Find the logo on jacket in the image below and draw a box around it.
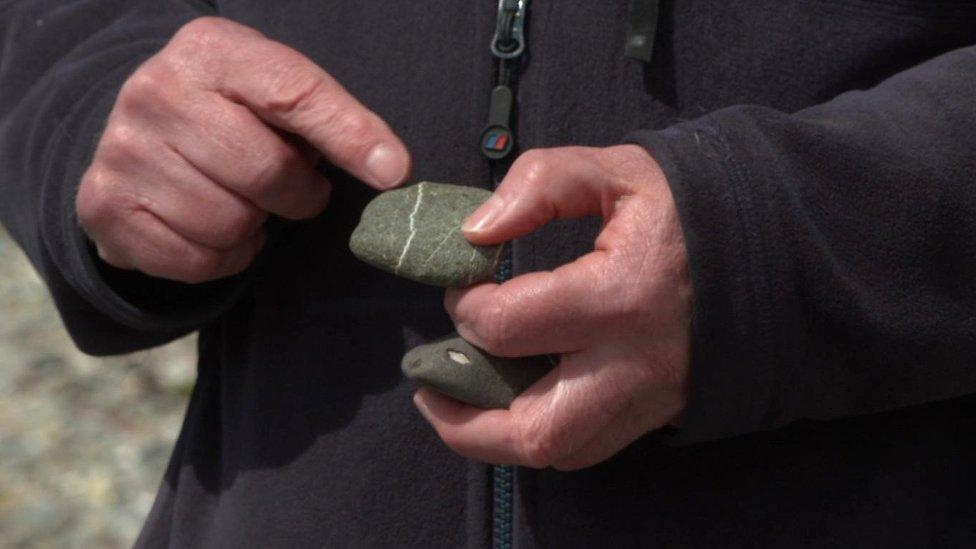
[480,126,514,160]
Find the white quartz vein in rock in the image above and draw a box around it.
[419,230,455,270]
[394,183,425,274]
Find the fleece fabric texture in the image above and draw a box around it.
[2,1,976,547]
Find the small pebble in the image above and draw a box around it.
[402,334,554,409]
[349,182,505,287]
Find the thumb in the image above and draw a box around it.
[461,147,621,245]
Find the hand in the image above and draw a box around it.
[414,145,692,470]
[76,17,410,283]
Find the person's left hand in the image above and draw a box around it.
[412,144,693,471]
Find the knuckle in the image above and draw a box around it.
[321,106,378,158]
[514,416,560,469]
[120,65,188,117]
[246,144,293,193]
[517,149,555,187]
[325,108,373,141]
[93,133,152,176]
[97,123,142,166]
[76,169,123,229]
[174,17,231,47]
[168,17,253,77]
[260,65,325,116]
[117,70,161,112]
[472,300,516,354]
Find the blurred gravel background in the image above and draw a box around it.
[0,227,196,548]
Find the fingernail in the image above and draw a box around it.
[365,142,409,189]
[463,195,506,233]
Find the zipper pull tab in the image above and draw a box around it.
[480,85,515,160]
[491,0,527,59]
[625,0,659,63]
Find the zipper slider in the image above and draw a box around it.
[491,0,527,59]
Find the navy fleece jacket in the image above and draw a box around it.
[2,1,975,546]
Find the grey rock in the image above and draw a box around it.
[402,334,555,409]
[349,182,504,287]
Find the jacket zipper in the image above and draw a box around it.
[483,2,528,548]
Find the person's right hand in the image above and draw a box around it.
[76,17,410,283]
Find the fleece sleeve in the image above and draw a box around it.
[0,1,255,356]
[627,44,976,445]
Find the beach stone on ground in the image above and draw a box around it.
[402,334,555,409]
[0,226,196,548]
[349,182,504,287]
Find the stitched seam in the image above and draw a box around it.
[705,117,777,431]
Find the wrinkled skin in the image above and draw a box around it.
[77,17,410,283]
[76,16,691,472]
[415,145,693,471]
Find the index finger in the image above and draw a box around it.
[181,18,410,189]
